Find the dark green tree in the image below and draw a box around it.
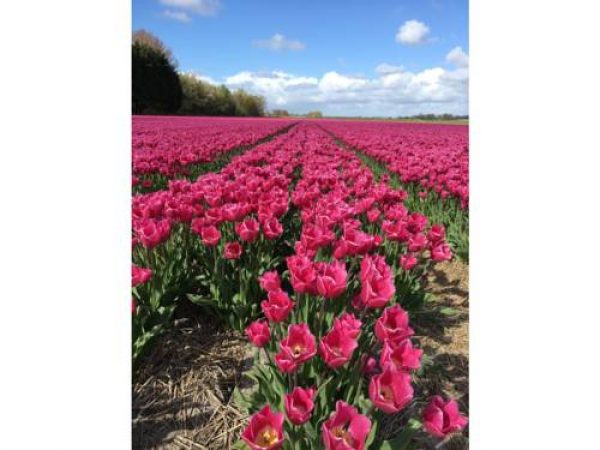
[132,31,182,114]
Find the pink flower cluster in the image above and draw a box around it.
[132,116,294,178]
[237,124,466,448]
[131,121,468,447]
[320,120,469,207]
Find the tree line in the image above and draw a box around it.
[132,30,266,117]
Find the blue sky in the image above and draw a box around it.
[133,0,469,116]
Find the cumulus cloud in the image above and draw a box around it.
[217,63,467,116]
[395,20,430,45]
[446,46,469,68]
[319,72,368,92]
[160,0,221,20]
[163,9,192,23]
[252,34,306,51]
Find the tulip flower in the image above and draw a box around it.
[319,326,359,369]
[261,289,295,323]
[222,202,245,222]
[379,339,422,372]
[368,365,414,413]
[259,271,281,292]
[322,400,371,450]
[422,395,468,438]
[431,242,453,262]
[245,320,271,348]
[286,255,317,295]
[358,255,395,309]
[137,219,171,248]
[284,386,316,425]
[263,216,284,240]
[407,212,428,234]
[132,265,152,287]
[333,313,362,339]
[242,405,285,450]
[427,224,446,244]
[235,218,260,243]
[223,241,243,260]
[408,233,428,252]
[199,225,221,246]
[275,323,317,373]
[375,304,414,343]
[366,208,381,223]
[335,228,376,258]
[315,260,348,299]
[399,253,418,271]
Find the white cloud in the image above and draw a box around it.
[159,0,221,19]
[446,46,469,68]
[395,20,430,45]
[163,9,192,23]
[216,63,468,116]
[252,34,306,51]
[225,71,318,94]
[319,72,368,92]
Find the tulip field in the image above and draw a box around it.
[132,117,469,449]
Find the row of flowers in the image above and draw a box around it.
[132,115,295,179]
[131,122,468,447]
[319,120,469,208]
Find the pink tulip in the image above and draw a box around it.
[137,219,171,248]
[223,241,243,260]
[359,255,395,309]
[407,212,428,234]
[366,208,381,223]
[431,242,453,262]
[259,271,281,292]
[335,228,376,258]
[423,395,468,438]
[261,289,295,323]
[132,265,152,287]
[399,253,418,271]
[200,225,221,247]
[333,313,362,339]
[322,400,371,450]
[222,202,246,222]
[375,304,414,343]
[242,405,285,450]
[235,218,260,243]
[427,224,446,244]
[284,386,316,425]
[408,233,428,252]
[286,255,317,295]
[315,260,348,299]
[369,365,414,413]
[380,339,422,372]
[245,320,271,348]
[319,326,359,369]
[263,217,283,240]
[275,323,317,373]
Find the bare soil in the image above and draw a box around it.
[132,318,251,449]
[417,259,469,449]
